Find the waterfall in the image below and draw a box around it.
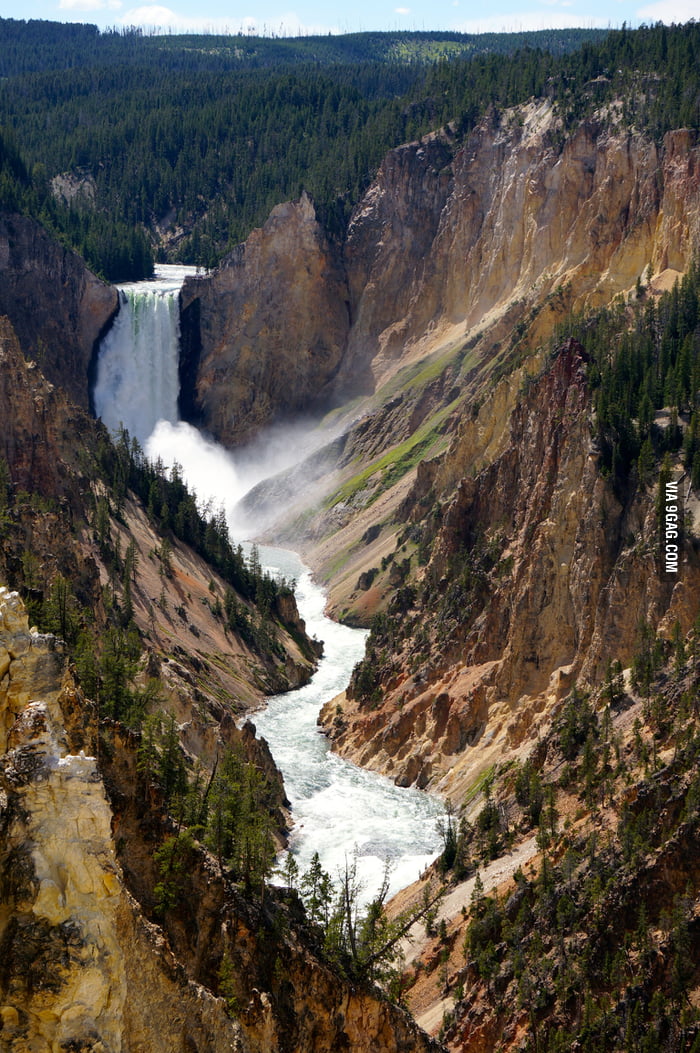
[93,266,193,446]
[93,267,443,899]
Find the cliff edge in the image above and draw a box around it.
[0,213,118,408]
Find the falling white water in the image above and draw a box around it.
[93,265,195,445]
[93,268,444,902]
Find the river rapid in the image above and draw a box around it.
[93,265,444,902]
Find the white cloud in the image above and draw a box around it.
[636,0,699,21]
[395,5,411,12]
[119,4,185,26]
[452,10,610,31]
[118,4,338,33]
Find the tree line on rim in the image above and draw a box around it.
[1,22,698,280]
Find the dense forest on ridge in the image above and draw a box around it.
[1,20,697,279]
[0,20,607,75]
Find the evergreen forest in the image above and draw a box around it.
[1,19,698,280]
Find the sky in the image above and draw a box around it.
[0,0,696,40]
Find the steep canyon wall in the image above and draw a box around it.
[180,193,350,447]
[0,214,117,408]
[320,340,700,798]
[176,101,700,805]
[182,103,700,445]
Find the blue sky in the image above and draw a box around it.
[1,0,696,38]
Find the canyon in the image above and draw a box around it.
[182,102,700,443]
[175,98,700,1048]
[1,62,700,1053]
[180,100,700,803]
[0,586,441,1053]
[0,300,442,1050]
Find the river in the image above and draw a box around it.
[93,265,443,901]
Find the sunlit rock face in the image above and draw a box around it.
[180,192,350,447]
[0,586,125,1051]
[319,340,700,800]
[0,587,246,1053]
[337,105,700,393]
[0,588,442,1053]
[182,105,700,445]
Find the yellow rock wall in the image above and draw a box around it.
[321,343,700,801]
[339,105,700,393]
[0,586,246,1052]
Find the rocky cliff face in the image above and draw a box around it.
[0,586,248,1053]
[338,130,456,398]
[180,193,349,447]
[0,586,441,1053]
[0,316,110,622]
[320,340,700,799]
[181,105,700,446]
[336,103,700,394]
[0,213,117,408]
[389,628,700,1052]
[0,316,91,505]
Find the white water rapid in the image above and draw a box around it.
[93,266,443,901]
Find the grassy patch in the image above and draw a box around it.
[325,403,454,509]
[320,341,479,514]
[321,540,357,583]
[463,764,497,807]
[376,341,476,403]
